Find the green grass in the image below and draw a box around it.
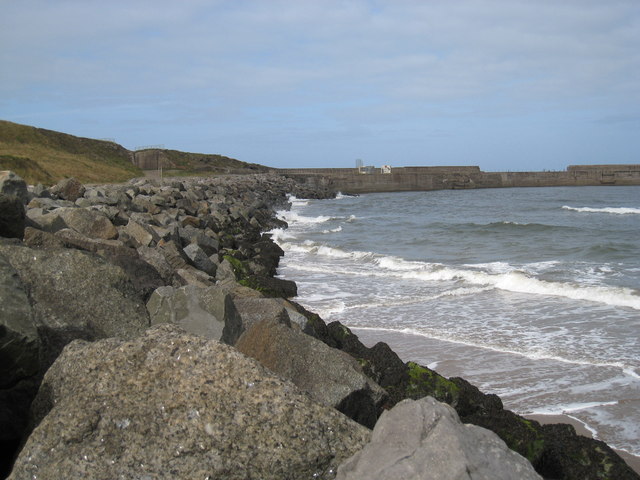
[0,120,142,185]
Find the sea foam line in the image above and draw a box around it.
[562,205,640,215]
[279,240,640,311]
[348,326,640,378]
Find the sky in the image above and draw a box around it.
[1,0,639,171]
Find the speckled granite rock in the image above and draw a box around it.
[336,396,541,480]
[9,324,370,480]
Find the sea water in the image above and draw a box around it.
[270,186,640,457]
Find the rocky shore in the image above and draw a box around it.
[0,170,637,479]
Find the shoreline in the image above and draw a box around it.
[349,326,640,475]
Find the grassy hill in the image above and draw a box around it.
[0,120,271,185]
[0,120,142,185]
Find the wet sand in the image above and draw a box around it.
[351,327,640,475]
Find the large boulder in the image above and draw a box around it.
[9,325,370,480]
[0,194,25,239]
[236,317,388,428]
[0,242,149,371]
[336,396,541,480]
[0,171,28,204]
[50,177,85,202]
[54,207,118,240]
[0,253,40,476]
[146,285,243,344]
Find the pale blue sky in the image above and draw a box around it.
[1,1,638,171]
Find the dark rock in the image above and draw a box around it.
[50,177,85,202]
[0,243,149,371]
[0,195,25,239]
[0,253,40,454]
[336,396,541,480]
[0,171,28,204]
[9,325,370,480]
[183,243,217,276]
[236,317,387,428]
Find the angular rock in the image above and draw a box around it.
[50,177,85,202]
[136,245,174,282]
[0,253,40,436]
[146,284,243,343]
[23,227,66,249]
[124,217,160,247]
[231,296,291,334]
[54,207,118,240]
[0,171,28,204]
[336,396,541,480]
[174,267,215,287]
[10,325,370,480]
[0,243,149,371]
[236,317,387,428]
[24,208,67,233]
[0,194,25,239]
[183,243,217,276]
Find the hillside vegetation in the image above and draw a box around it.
[0,120,270,185]
[0,120,142,185]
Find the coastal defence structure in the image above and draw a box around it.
[278,164,640,194]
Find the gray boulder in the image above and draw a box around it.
[0,253,39,443]
[183,243,217,276]
[54,207,118,240]
[146,284,242,343]
[50,177,85,202]
[0,171,28,204]
[24,207,67,232]
[124,217,160,247]
[0,243,149,370]
[0,194,25,239]
[236,317,388,428]
[336,396,541,480]
[9,324,370,480]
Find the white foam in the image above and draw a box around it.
[348,326,640,375]
[280,236,640,310]
[562,205,640,215]
[277,211,332,224]
[321,226,343,234]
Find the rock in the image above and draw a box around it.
[183,243,217,276]
[50,177,86,202]
[54,207,118,240]
[0,171,28,204]
[0,253,40,443]
[22,227,66,249]
[24,208,67,232]
[231,296,291,334]
[136,245,174,282]
[0,194,25,239]
[0,243,149,371]
[236,317,387,428]
[146,285,243,343]
[10,325,370,480]
[124,218,160,247]
[336,396,541,480]
[173,267,215,287]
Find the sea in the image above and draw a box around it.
[269,185,640,458]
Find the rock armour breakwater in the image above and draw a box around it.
[0,171,637,479]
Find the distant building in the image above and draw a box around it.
[381,165,392,174]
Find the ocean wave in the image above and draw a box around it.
[279,239,640,310]
[321,226,343,234]
[349,326,640,378]
[562,206,640,215]
[277,211,332,224]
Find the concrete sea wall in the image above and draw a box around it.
[278,164,640,194]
